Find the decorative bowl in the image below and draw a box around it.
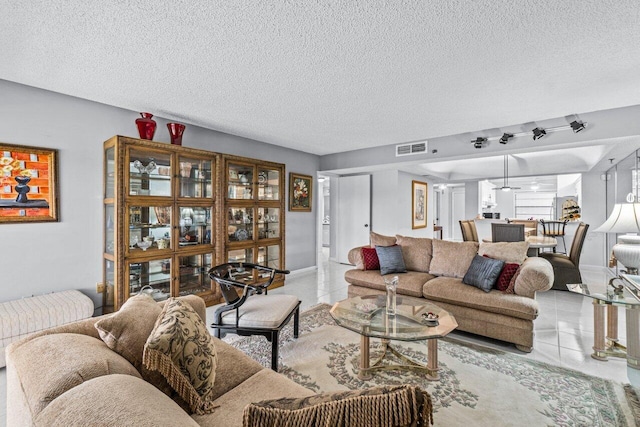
[136,240,152,251]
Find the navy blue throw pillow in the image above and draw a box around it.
[375,245,407,275]
[462,255,505,292]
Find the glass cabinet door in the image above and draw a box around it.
[128,205,172,254]
[257,207,280,240]
[257,245,281,272]
[178,156,213,199]
[105,205,115,254]
[178,206,213,248]
[128,148,172,197]
[128,259,171,301]
[178,253,213,297]
[257,167,280,201]
[227,163,254,200]
[104,259,115,308]
[227,207,254,242]
[105,146,115,199]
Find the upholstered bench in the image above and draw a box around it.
[0,290,94,367]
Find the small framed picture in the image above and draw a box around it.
[0,143,59,223]
[412,180,428,229]
[229,169,238,180]
[289,172,312,212]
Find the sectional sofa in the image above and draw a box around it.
[345,233,554,352]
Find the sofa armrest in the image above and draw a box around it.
[514,257,554,298]
[347,246,369,269]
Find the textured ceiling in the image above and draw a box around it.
[1,1,639,155]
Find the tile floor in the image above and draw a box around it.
[1,250,638,425]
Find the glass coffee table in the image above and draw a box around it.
[567,275,640,369]
[330,295,457,380]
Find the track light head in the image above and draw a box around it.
[472,137,487,149]
[499,133,514,144]
[532,127,546,140]
[570,120,585,133]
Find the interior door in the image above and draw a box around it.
[336,175,371,264]
[451,189,465,241]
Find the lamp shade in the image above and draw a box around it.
[593,203,640,234]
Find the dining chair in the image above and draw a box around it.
[208,262,298,371]
[491,223,525,242]
[539,222,589,291]
[459,220,479,242]
[539,219,568,253]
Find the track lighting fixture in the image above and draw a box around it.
[570,120,585,133]
[472,137,487,149]
[532,127,546,140]
[499,133,514,144]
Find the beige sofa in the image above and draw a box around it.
[6,295,315,427]
[345,235,554,352]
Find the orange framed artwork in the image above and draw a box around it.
[0,143,59,223]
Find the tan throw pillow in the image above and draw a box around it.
[143,298,218,415]
[243,385,433,427]
[95,294,162,369]
[429,239,479,278]
[478,241,529,264]
[370,231,396,247]
[396,235,433,272]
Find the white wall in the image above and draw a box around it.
[579,171,608,267]
[0,80,319,310]
[494,189,515,219]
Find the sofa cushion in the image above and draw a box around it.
[370,231,396,247]
[345,270,434,298]
[95,294,162,369]
[243,385,432,427]
[429,240,479,278]
[209,337,264,401]
[422,276,539,320]
[191,369,315,427]
[34,374,199,427]
[143,298,218,415]
[462,255,504,292]
[478,241,529,264]
[361,247,380,270]
[375,245,407,275]
[396,235,433,272]
[8,333,141,418]
[513,257,554,298]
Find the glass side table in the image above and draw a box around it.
[567,276,640,369]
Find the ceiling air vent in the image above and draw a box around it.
[396,141,427,157]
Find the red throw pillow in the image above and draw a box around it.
[496,263,520,291]
[361,247,380,271]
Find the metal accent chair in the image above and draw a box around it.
[540,222,589,291]
[459,220,479,242]
[491,223,525,242]
[540,219,569,253]
[208,263,299,371]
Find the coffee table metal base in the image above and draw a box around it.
[358,335,439,381]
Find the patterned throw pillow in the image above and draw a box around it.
[375,245,407,275]
[496,262,520,291]
[361,247,380,270]
[143,298,218,415]
[505,265,523,294]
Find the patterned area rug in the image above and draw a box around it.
[223,304,640,426]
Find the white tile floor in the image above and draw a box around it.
[1,250,637,426]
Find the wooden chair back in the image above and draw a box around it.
[459,220,478,242]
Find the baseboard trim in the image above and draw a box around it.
[288,265,318,276]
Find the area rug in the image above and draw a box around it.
[223,303,640,426]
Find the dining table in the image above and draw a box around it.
[482,235,558,256]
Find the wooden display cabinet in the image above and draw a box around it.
[224,155,286,289]
[102,136,222,312]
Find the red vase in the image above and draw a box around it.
[136,113,157,140]
[167,123,186,146]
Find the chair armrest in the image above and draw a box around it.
[514,257,554,298]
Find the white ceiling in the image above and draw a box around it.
[1,1,639,157]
